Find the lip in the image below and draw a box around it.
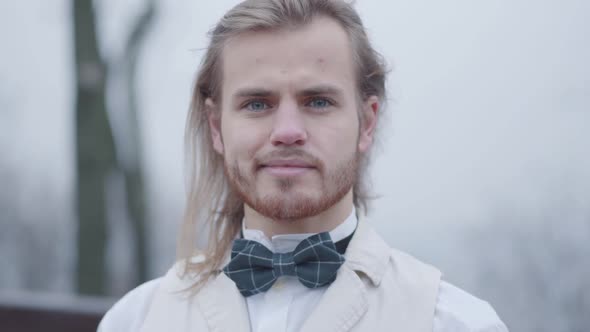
[261,159,314,168]
[261,165,314,176]
[259,159,315,176]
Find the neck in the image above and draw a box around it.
[243,190,354,238]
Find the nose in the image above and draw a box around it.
[269,100,308,146]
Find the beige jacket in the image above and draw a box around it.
[138,220,442,332]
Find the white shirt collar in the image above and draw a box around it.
[242,207,358,254]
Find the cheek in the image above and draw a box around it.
[310,117,359,160]
[221,118,267,162]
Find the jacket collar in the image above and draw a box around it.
[342,214,391,286]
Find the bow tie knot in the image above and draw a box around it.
[223,232,346,297]
[273,252,297,276]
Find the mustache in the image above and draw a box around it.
[254,149,323,169]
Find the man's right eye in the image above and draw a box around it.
[244,100,270,112]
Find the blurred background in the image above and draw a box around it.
[0,0,588,331]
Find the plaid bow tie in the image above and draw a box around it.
[222,232,346,297]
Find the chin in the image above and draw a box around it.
[251,191,323,221]
[264,185,319,198]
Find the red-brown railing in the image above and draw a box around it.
[0,291,115,332]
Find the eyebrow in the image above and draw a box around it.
[297,85,344,98]
[234,88,275,98]
[232,84,345,99]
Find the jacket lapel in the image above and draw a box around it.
[299,264,368,332]
[140,260,251,332]
[195,272,251,332]
[300,219,390,332]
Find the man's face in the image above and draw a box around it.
[208,17,377,221]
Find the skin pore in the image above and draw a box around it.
[208,16,379,237]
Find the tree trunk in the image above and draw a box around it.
[73,0,116,295]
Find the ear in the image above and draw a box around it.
[358,95,379,153]
[206,98,224,154]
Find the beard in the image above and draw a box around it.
[224,149,359,221]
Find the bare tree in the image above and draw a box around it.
[73,0,116,295]
[72,0,156,295]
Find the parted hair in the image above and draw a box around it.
[178,0,388,290]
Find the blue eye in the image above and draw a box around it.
[245,100,269,112]
[307,98,332,109]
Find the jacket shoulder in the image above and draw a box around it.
[383,249,508,331]
[97,278,162,332]
[434,281,509,332]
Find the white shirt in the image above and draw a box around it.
[99,209,508,332]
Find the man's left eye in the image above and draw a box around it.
[307,98,333,109]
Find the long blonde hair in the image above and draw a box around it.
[178,0,388,289]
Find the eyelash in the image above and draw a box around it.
[242,97,335,112]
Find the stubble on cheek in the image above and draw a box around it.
[226,158,253,193]
[226,155,299,196]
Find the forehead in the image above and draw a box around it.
[220,16,356,96]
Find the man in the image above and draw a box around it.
[99,0,508,331]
